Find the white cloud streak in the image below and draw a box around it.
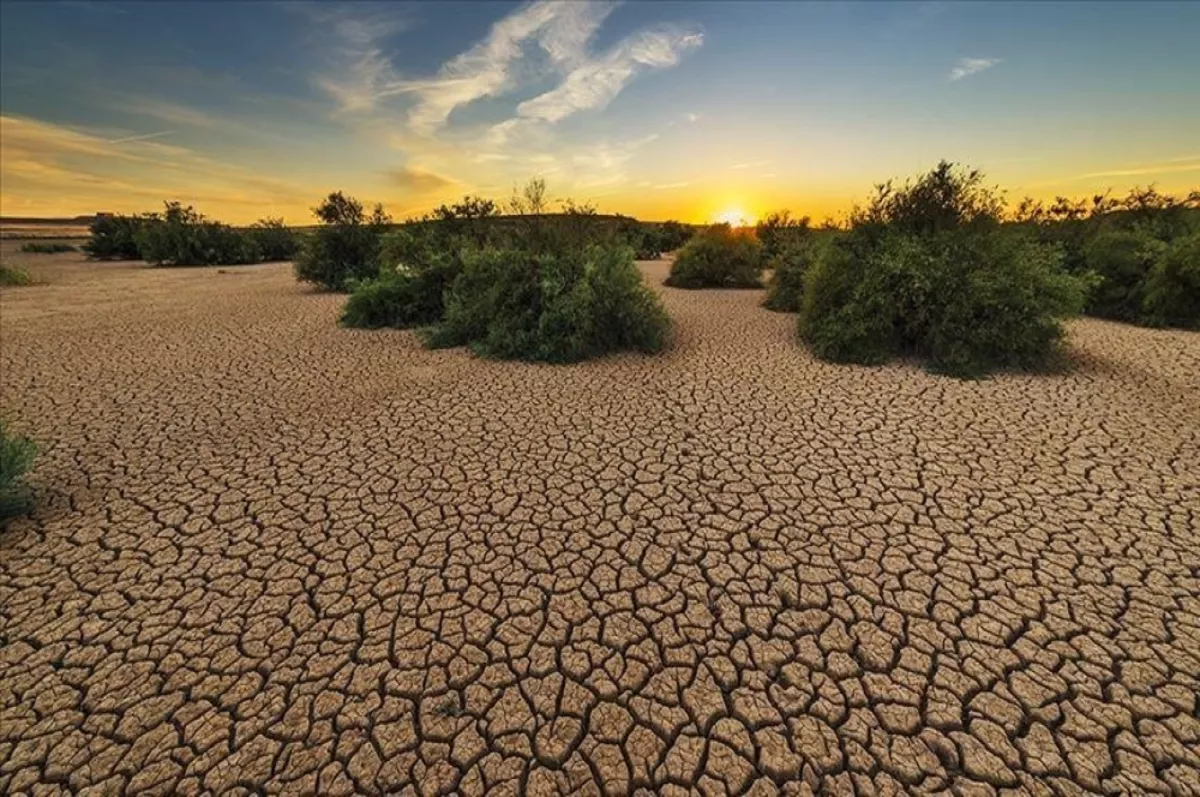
[949,57,1000,81]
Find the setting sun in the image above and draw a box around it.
[713,207,755,227]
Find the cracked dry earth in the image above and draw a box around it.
[1,248,1199,797]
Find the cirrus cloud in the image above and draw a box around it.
[949,57,1000,81]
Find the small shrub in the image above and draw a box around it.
[294,192,390,291]
[429,244,669,362]
[1142,233,1200,329]
[0,422,37,520]
[0,265,33,287]
[248,218,299,262]
[665,224,763,289]
[1082,229,1165,323]
[658,220,695,252]
[19,242,76,254]
[83,214,147,260]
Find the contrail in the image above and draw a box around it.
[107,130,176,145]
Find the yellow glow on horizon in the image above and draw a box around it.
[713,206,755,226]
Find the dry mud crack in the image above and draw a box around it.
[1,252,1198,795]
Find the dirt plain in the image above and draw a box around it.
[1,243,1198,795]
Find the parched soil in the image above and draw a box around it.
[1,248,1198,795]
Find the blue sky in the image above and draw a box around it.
[1,0,1197,223]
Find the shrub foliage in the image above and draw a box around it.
[1142,233,1200,329]
[665,224,764,289]
[294,192,391,291]
[0,421,37,520]
[83,214,148,260]
[428,244,669,362]
[19,242,76,254]
[0,266,34,287]
[798,162,1093,377]
[762,234,830,313]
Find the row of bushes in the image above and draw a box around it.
[84,204,299,266]
[19,242,76,254]
[296,187,671,363]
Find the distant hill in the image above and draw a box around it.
[0,215,98,226]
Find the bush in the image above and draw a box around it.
[1142,233,1200,329]
[0,265,33,287]
[658,220,695,252]
[428,244,669,362]
[136,202,259,266]
[0,421,36,520]
[799,162,1093,378]
[20,242,76,254]
[756,211,810,263]
[1081,230,1165,322]
[294,192,390,291]
[762,234,830,313]
[340,232,463,329]
[83,214,147,260]
[665,224,764,289]
[248,218,299,262]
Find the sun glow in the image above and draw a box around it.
[713,207,755,227]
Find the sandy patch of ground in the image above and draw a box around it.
[2,246,1198,794]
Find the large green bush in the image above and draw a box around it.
[0,421,36,520]
[83,214,148,260]
[340,231,463,329]
[756,211,810,263]
[248,218,299,262]
[799,163,1093,378]
[1142,233,1200,329]
[762,234,832,313]
[428,244,669,362]
[1081,230,1164,322]
[294,192,390,291]
[135,202,259,266]
[665,224,763,289]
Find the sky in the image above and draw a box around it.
[1,0,1198,224]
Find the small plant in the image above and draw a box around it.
[665,224,764,289]
[0,421,37,520]
[19,242,76,254]
[428,244,670,362]
[0,265,34,287]
[1142,233,1200,329]
[294,192,390,291]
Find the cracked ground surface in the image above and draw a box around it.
[1,246,1199,796]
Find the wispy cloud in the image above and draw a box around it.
[731,160,769,170]
[107,130,176,145]
[515,25,703,124]
[314,0,702,137]
[1075,158,1200,181]
[386,165,458,194]
[949,57,1000,81]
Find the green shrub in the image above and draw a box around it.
[19,242,76,254]
[1081,230,1165,322]
[801,228,1090,377]
[136,202,259,266]
[799,162,1093,378]
[0,265,33,287]
[294,192,390,291]
[665,224,763,289]
[658,220,695,252]
[762,235,830,313]
[1142,233,1200,329]
[248,218,299,262]
[0,421,36,520]
[83,214,148,260]
[428,244,669,362]
[756,211,811,263]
